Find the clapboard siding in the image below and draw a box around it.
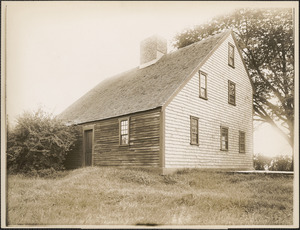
[90,108,161,167]
[164,34,253,169]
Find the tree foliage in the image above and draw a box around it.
[269,155,293,171]
[253,153,293,171]
[7,109,78,173]
[253,154,272,170]
[173,8,294,147]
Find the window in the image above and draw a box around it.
[228,80,236,105]
[119,118,129,145]
[228,43,235,67]
[199,71,207,99]
[239,131,246,153]
[220,127,228,151]
[190,116,199,145]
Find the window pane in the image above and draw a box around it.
[192,134,198,143]
[200,73,207,98]
[240,132,245,152]
[222,141,226,149]
[200,88,206,98]
[221,128,228,150]
[120,119,129,145]
[192,119,197,126]
[228,81,236,104]
[122,135,128,144]
[190,117,198,144]
[229,45,234,58]
[192,126,197,133]
[200,74,206,87]
[229,84,235,95]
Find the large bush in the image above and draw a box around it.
[7,109,77,173]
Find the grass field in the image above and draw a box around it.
[6,167,294,226]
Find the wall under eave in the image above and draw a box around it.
[65,108,162,168]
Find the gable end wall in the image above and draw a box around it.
[164,35,253,169]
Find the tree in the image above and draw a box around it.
[173,8,294,148]
[269,155,293,171]
[253,153,272,170]
[7,108,78,173]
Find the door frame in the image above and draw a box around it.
[83,125,95,167]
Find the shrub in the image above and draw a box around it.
[7,108,78,173]
[269,155,293,171]
[253,153,272,170]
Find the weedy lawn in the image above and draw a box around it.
[7,167,293,226]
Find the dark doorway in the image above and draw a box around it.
[84,130,93,166]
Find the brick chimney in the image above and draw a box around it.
[139,35,167,69]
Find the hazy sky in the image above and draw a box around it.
[2,1,296,157]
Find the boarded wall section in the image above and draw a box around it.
[94,108,161,166]
[65,108,161,168]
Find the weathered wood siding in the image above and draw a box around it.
[164,34,253,169]
[64,125,83,169]
[76,108,162,167]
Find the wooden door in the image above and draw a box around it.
[84,130,93,166]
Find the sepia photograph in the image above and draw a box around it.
[1,1,299,228]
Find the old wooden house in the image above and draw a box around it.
[59,30,254,173]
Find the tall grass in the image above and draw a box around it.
[7,167,293,226]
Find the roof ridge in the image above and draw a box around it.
[173,29,230,51]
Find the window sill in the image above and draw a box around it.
[228,64,235,68]
[220,149,228,151]
[228,102,236,106]
[190,143,199,146]
[199,96,208,100]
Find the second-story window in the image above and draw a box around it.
[228,43,235,67]
[199,71,207,99]
[120,118,129,145]
[228,80,236,105]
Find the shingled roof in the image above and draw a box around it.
[59,30,230,124]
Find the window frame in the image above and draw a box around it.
[228,80,236,106]
[119,117,130,146]
[220,126,229,151]
[239,131,246,153]
[228,43,235,68]
[199,71,208,100]
[190,116,199,146]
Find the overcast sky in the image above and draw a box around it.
[2,1,296,157]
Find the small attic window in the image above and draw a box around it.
[228,43,235,68]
